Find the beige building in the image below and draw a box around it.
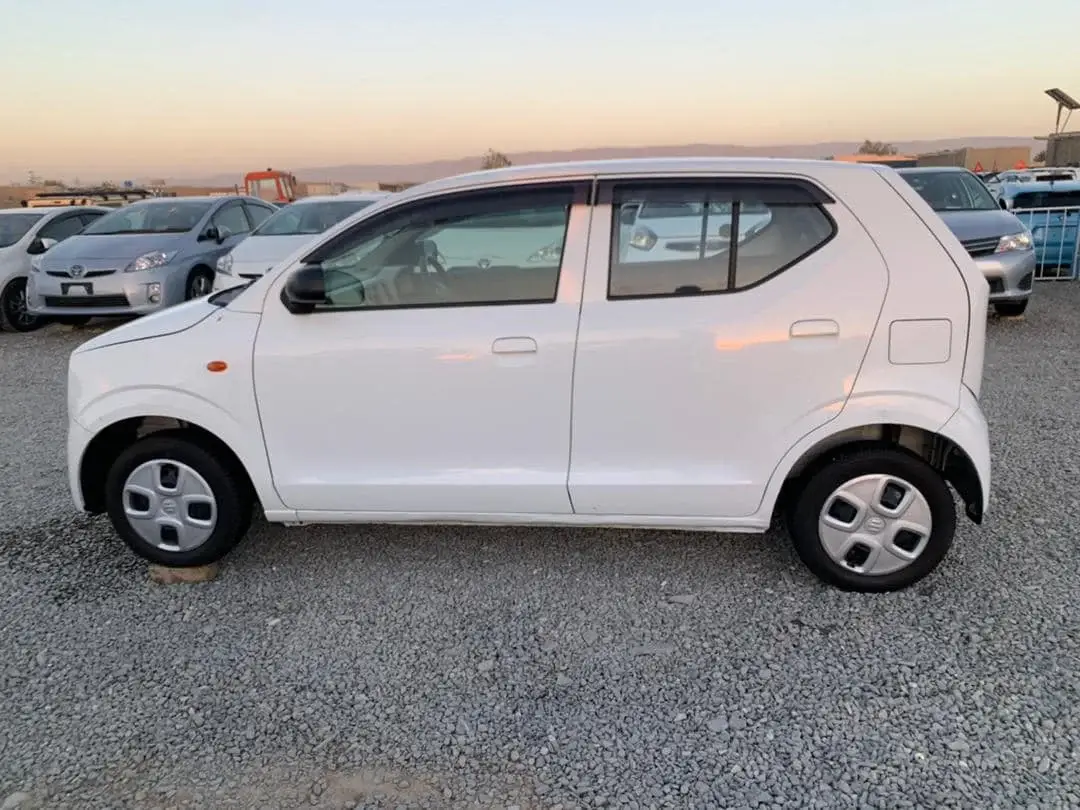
[917,146,1031,172]
[1045,132,1080,166]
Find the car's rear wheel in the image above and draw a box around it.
[0,277,47,333]
[185,268,214,301]
[994,299,1028,317]
[788,448,956,592]
[105,433,253,567]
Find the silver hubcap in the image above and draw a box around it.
[122,460,217,552]
[818,474,933,576]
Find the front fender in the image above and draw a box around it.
[74,387,287,513]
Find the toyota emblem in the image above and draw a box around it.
[70,265,85,278]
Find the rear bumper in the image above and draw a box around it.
[940,385,991,519]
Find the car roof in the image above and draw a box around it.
[290,192,390,204]
[1003,179,1080,193]
[0,205,107,216]
[895,166,971,175]
[390,157,886,203]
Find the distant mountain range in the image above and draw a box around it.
[173,136,1043,186]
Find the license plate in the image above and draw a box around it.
[61,282,92,296]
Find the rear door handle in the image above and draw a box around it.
[790,319,839,338]
[492,337,538,354]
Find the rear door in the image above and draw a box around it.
[568,175,889,519]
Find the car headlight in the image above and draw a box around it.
[996,231,1033,253]
[527,241,562,263]
[629,226,658,251]
[124,250,177,273]
[216,252,233,274]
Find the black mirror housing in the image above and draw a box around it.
[201,226,219,242]
[281,265,326,314]
[26,238,47,255]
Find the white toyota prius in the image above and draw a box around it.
[65,157,991,592]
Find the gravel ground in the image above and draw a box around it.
[2,288,1080,810]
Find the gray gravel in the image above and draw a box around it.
[2,289,1080,809]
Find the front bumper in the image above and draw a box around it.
[67,415,94,512]
[26,264,190,317]
[974,249,1035,302]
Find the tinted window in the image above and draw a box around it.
[1012,189,1080,208]
[244,202,275,230]
[38,214,89,242]
[308,187,575,310]
[0,213,43,248]
[79,211,106,227]
[607,182,834,299]
[214,202,251,236]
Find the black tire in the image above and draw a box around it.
[788,448,956,592]
[0,277,47,333]
[55,315,92,327]
[994,299,1028,317]
[185,267,214,301]
[105,433,253,567]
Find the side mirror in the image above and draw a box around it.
[216,226,232,244]
[200,226,219,242]
[280,265,326,314]
[27,237,58,255]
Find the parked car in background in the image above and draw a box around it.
[66,157,990,593]
[213,192,390,291]
[897,167,1035,316]
[1002,181,1080,278]
[0,205,109,331]
[612,199,775,264]
[26,195,277,322]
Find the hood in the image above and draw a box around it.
[228,233,317,265]
[46,232,189,263]
[937,209,1026,242]
[72,298,219,354]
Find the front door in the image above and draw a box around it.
[253,182,591,515]
[568,175,889,519]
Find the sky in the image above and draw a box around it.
[1,0,1077,180]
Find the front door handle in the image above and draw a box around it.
[790,319,840,338]
[492,336,538,354]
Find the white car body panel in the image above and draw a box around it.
[66,157,991,540]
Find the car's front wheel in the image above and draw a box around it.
[185,268,214,301]
[0,277,47,333]
[788,448,956,592]
[104,433,253,567]
[994,299,1028,317]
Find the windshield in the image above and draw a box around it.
[901,171,998,212]
[253,199,377,236]
[82,200,213,235]
[0,213,45,248]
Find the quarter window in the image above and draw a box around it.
[306,186,575,311]
[607,181,835,299]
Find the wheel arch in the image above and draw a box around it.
[773,423,985,527]
[79,416,257,515]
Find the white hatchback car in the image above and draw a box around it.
[66,158,991,592]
